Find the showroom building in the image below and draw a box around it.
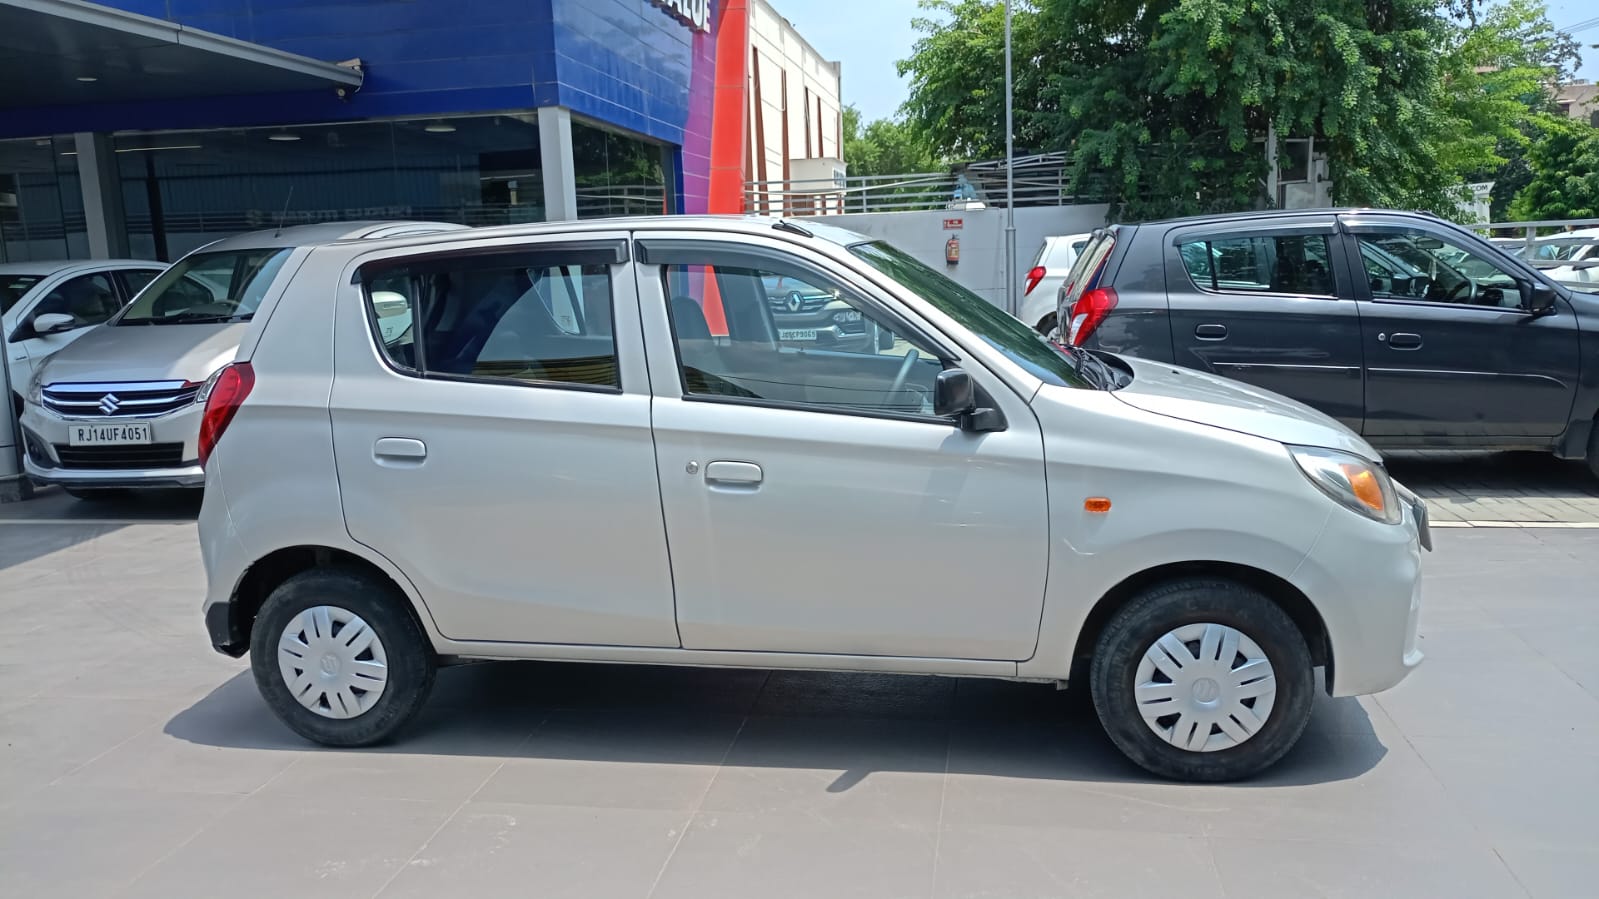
[0,0,843,262]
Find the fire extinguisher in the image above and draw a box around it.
[945,235,960,266]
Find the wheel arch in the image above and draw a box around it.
[222,545,433,657]
[1068,560,1333,692]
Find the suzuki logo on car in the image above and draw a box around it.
[98,393,121,415]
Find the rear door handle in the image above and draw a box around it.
[374,437,427,464]
[1385,332,1423,350]
[1194,323,1228,340]
[704,460,763,485]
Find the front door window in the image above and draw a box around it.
[1354,230,1523,308]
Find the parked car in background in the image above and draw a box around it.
[3,260,167,414]
[18,222,463,499]
[1525,227,1599,289]
[198,215,1426,782]
[1020,232,1092,333]
[760,272,872,351]
[1057,209,1599,478]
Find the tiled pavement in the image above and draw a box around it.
[1385,451,1599,527]
[2,513,1597,896]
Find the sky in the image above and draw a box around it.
[773,0,1599,125]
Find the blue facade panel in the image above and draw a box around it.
[2,0,707,151]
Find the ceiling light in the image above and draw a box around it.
[268,131,301,142]
[76,75,98,83]
[424,121,457,133]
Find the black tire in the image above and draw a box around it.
[1586,420,1599,482]
[1035,312,1057,337]
[1089,578,1314,782]
[63,487,129,501]
[250,567,435,747]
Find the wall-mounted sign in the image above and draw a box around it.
[650,0,711,32]
[942,217,963,230]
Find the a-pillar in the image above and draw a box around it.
[538,107,578,222]
[74,133,130,259]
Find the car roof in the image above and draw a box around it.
[0,259,163,275]
[267,215,876,254]
[193,220,471,253]
[1135,207,1438,228]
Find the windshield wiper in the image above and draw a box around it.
[148,312,252,325]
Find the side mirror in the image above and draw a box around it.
[877,326,896,351]
[31,312,77,335]
[934,368,976,417]
[1523,282,1558,315]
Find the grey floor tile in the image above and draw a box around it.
[0,784,239,898]
[474,710,743,810]
[702,718,948,827]
[934,824,1223,899]
[650,812,937,899]
[260,749,506,803]
[1494,844,1599,899]
[1209,836,1527,898]
[59,722,305,796]
[0,696,169,798]
[378,802,689,899]
[1407,736,1599,851]
[120,793,454,899]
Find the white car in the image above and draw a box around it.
[1020,232,1092,333]
[197,216,1428,782]
[2,260,166,413]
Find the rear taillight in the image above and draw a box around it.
[1067,287,1118,346]
[197,362,255,466]
[1023,266,1046,295]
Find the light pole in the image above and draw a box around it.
[1002,0,1018,318]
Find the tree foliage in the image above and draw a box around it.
[1508,116,1599,220]
[841,105,940,177]
[897,0,1580,221]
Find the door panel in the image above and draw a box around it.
[640,238,1051,661]
[1345,223,1581,439]
[330,237,679,647]
[1163,223,1365,430]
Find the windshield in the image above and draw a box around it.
[848,241,1094,389]
[1,274,44,315]
[116,248,292,325]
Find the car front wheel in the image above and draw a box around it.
[1089,578,1314,781]
[250,568,435,746]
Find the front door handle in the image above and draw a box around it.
[1386,332,1423,350]
[704,460,763,485]
[1194,323,1228,340]
[374,437,427,464]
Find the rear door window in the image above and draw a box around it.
[1177,234,1336,296]
[361,249,621,390]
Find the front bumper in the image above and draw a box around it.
[19,398,206,488]
[1291,483,1428,697]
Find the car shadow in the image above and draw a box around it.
[166,661,1387,788]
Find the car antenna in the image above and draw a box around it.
[274,186,295,238]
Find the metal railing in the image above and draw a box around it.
[745,154,1115,216]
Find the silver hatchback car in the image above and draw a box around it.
[199,216,1429,781]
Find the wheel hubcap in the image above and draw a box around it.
[277,605,388,720]
[1134,622,1276,752]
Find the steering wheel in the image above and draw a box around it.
[1445,279,1471,302]
[880,349,920,408]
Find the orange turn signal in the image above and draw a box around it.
[1084,497,1112,513]
[1340,464,1387,514]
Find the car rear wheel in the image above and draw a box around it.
[250,568,435,746]
[1089,578,1314,781]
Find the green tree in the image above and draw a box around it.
[1508,117,1599,220]
[895,0,1570,221]
[841,105,940,177]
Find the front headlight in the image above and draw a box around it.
[25,366,47,404]
[1289,445,1402,524]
